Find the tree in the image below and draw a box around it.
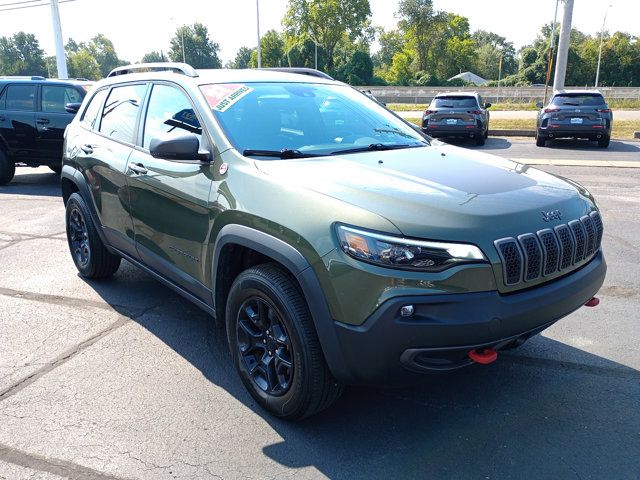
[230,47,254,69]
[372,28,405,69]
[283,0,372,72]
[169,23,221,68]
[0,32,47,76]
[141,51,166,63]
[88,34,126,77]
[250,30,286,67]
[384,51,414,85]
[472,30,517,80]
[396,0,436,72]
[67,49,101,80]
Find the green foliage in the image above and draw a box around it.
[250,30,286,68]
[0,32,47,76]
[67,49,101,80]
[229,47,254,69]
[64,34,125,79]
[283,0,372,71]
[169,23,221,69]
[141,51,167,63]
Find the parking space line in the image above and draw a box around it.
[512,158,640,168]
[0,442,129,480]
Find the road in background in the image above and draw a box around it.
[396,110,640,120]
[0,166,638,480]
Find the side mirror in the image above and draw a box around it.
[65,102,81,114]
[484,102,492,109]
[536,101,544,109]
[149,133,211,161]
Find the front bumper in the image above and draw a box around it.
[331,251,606,385]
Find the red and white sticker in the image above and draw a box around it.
[200,84,253,112]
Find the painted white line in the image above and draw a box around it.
[510,158,640,168]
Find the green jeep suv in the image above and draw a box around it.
[61,63,606,419]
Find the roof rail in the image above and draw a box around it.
[258,67,334,80]
[31,76,46,80]
[107,62,198,78]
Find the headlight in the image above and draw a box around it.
[336,225,486,272]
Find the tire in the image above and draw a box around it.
[226,263,343,420]
[598,135,610,148]
[536,134,547,147]
[49,164,62,174]
[0,150,15,185]
[484,128,489,139]
[475,135,485,146]
[65,192,121,279]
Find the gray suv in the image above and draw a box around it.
[535,90,612,148]
[422,92,490,146]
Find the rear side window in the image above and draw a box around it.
[552,94,606,107]
[99,84,146,143]
[41,85,83,113]
[80,88,108,130]
[431,96,478,108]
[5,84,37,111]
[142,84,202,149]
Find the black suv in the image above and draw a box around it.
[0,76,91,184]
[535,90,612,148]
[422,92,491,146]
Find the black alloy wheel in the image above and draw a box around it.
[236,296,293,396]
[68,205,91,269]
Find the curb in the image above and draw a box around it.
[489,129,535,137]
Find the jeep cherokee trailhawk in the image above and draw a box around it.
[61,63,606,419]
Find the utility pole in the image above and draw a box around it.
[256,0,261,68]
[543,0,560,105]
[50,0,68,79]
[595,4,612,87]
[553,0,574,91]
[181,27,186,63]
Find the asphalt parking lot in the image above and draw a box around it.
[1,144,639,479]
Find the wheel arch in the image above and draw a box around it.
[212,224,352,383]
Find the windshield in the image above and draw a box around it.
[431,96,478,109]
[200,82,427,157]
[552,93,605,106]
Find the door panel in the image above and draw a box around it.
[0,84,37,159]
[35,85,83,162]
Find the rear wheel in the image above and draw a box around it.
[65,192,121,279]
[475,135,485,146]
[226,263,343,420]
[0,150,15,185]
[598,135,610,148]
[535,133,547,147]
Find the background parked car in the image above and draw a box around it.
[0,76,91,185]
[535,90,612,148]
[421,92,491,146]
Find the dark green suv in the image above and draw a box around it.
[0,76,91,184]
[61,63,606,419]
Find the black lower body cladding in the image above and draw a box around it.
[331,251,606,385]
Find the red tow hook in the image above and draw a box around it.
[585,297,600,307]
[468,348,498,365]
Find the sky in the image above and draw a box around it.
[0,0,638,64]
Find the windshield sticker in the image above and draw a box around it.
[201,84,253,112]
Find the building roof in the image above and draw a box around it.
[447,72,488,85]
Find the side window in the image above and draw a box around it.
[99,84,146,144]
[142,84,202,149]
[0,85,6,109]
[80,89,108,131]
[41,86,83,113]
[5,85,37,111]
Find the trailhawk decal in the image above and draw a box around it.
[200,84,253,112]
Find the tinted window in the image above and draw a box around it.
[432,96,478,108]
[202,82,425,155]
[0,85,5,109]
[99,84,146,143]
[80,88,108,130]
[42,85,83,113]
[5,85,36,111]
[142,84,202,149]
[552,94,606,107]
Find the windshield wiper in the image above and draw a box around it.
[330,143,424,155]
[242,148,320,159]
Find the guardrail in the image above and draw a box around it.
[358,86,640,104]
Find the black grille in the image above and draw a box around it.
[518,234,542,281]
[495,239,523,285]
[554,225,575,270]
[570,220,587,263]
[495,211,603,287]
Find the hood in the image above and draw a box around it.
[255,143,595,243]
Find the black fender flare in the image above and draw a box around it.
[212,224,353,383]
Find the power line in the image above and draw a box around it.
[0,0,76,12]
[0,0,45,7]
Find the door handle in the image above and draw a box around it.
[128,162,148,175]
[80,144,94,154]
[36,118,50,125]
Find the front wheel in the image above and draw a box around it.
[226,263,343,420]
[65,193,121,279]
[0,150,15,185]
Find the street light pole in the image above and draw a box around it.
[543,0,560,105]
[553,0,574,91]
[50,0,68,79]
[595,4,612,87]
[181,27,186,63]
[256,0,262,68]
